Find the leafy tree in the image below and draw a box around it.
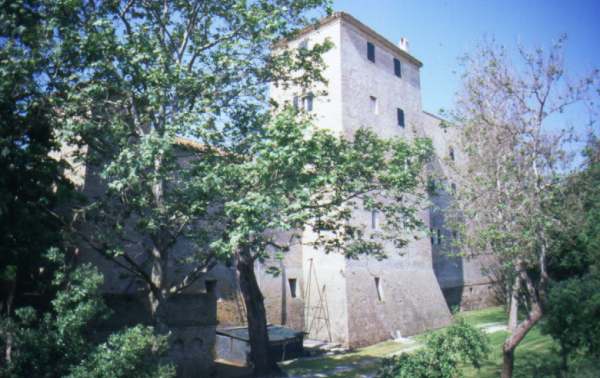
[36,1,330,374]
[39,1,433,375]
[448,36,599,377]
[541,137,600,373]
[1,252,172,378]
[542,274,600,372]
[204,109,432,374]
[377,318,490,378]
[0,0,75,363]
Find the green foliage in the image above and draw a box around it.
[542,274,600,370]
[205,109,433,262]
[548,136,600,280]
[68,325,174,378]
[0,0,74,315]
[377,319,490,378]
[1,262,171,378]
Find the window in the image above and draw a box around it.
[298,39,308,50]
[370,96,378,115]
[288,278,297,298]
[367,41,375,62]
[394,58,402,77]
[450,182,456,194]
[449,146,455,161]
[374,277,383,301]
[437,229,442,245]
[292,96,299,110]
[303,93,314,111]
[430,227,434,245]
[397,108,405,128]
[205,280,217,296]
[371,210,379,230]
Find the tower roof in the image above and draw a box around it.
[280,12,423,68]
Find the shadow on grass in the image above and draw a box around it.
[281,338,418,377]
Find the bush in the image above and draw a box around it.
[542,274,600,371]
[68,325,174,378]
[377,318,490,378]
[1,263,173,378]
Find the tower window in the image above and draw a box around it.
[437,229,442,245]
[374,277,383,301]
[394,58,402,77]
[449,146,455,161]
[303,93,314,111]
[371,210,379,230]
[430,227,435,245]
[367,41,375,62]
[288,278,297,298]
[397,108,405,127]
[370,96,378,115]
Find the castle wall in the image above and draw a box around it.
[339,15,422,140]
[302,240,350,345]
[100,293,216,377]
[62,146,218,377]
[256,233,306,331]
[269,18,344,136]
[421,112,499,310]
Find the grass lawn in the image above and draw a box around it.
[280,306,600,377]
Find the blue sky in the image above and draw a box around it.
[333,0,600,116]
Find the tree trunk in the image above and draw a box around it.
[237,248,280,377]
[149,244,169,334]
[3,277,16,365]
[559,341,569,373]
[501,348,514,378]
[501,304,543,378]
[508,276,519,333]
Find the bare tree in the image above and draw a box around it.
[449,36,599,378]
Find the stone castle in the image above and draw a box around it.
[65,11,498,375]
[208,12,497,348]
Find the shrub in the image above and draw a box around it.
[1,263,173,378]
[542,274,600,371]
[377,318,490,378]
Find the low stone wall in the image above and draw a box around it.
[101,293,217,378]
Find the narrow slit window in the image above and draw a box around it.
[437,229,442,245]
[371,210,379,230]
[288,278,297,298]
[451,182,456,194]
[367,41,375,62]
[370,96,378,115]
[449,146,455,161]
[205,280,217,296]
[430,227,435,245]
[303,93,314,111]
[397,108,405,127]
[394,58,402,77]
[374,277,383,301]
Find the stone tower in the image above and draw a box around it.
[268,12,453,347]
